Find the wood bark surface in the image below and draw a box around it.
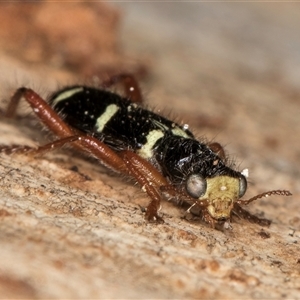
[0,2,299,299]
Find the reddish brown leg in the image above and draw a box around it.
[202,209,217,228]
[119,150,171,223]
[119,150,209,223]
[5,88,130,170]
[208,142,226,161]
[234,190,292,226]
[0,135,129,176]
[1,134,172,223]
[0,145,35,155]
[6,88,75,137]
[0,136,80,155]
[5,88,26,118]
[101,73,143,103]
[3,87,174,222]
[1,132,171,223]
[232,203,271,227]
[5,88,126,170]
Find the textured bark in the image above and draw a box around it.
[0,3,299,299]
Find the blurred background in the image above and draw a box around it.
[0,2,299,298]
[1,2,299,176]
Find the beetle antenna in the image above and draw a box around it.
[237,190,292,206]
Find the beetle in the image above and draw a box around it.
[2,74,291,229]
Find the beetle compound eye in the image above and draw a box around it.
[186,174,207,198]
[238,175,247,198]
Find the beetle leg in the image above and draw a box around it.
[208,142,226,161]
[101,73,143,103]
[6,88,76,137]
[3,87,171,223]
[232,203,271,227]
[0,136,81,156]
[118,150,170,223]
[4,88,128,171]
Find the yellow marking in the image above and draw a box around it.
[152,119,169,131]
[152,119,189,138]
[137,130,164,159]
[95,104,119,132]
[52,87,84,105]
[171,126,190,138]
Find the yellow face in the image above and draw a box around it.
[199,176,240,221]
